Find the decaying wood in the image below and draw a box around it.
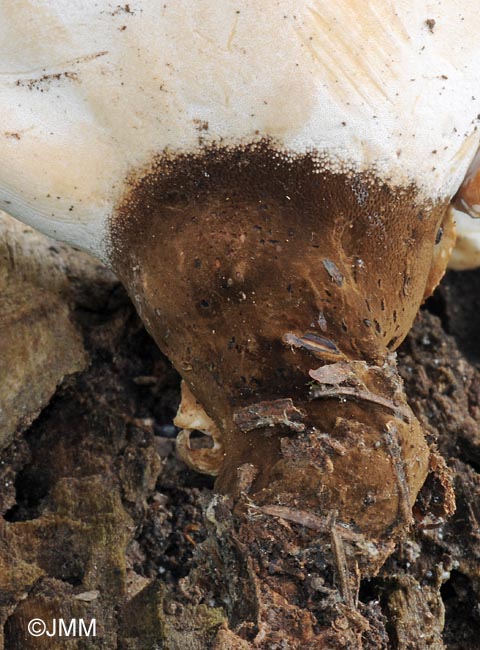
[0,214,90,449]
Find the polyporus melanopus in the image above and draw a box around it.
[2,0,480,638]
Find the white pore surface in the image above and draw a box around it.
[1,1,480,261]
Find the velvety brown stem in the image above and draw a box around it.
[110,143,449,553]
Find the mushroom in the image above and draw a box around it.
[2,1,480,572]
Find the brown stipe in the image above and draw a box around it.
[109,141,443,552]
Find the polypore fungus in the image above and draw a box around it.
[2,1,480,572]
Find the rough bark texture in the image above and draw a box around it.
[1,214,480,648]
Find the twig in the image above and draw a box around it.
[310,385,411,423]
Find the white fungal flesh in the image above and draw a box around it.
[1,1,480,261]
